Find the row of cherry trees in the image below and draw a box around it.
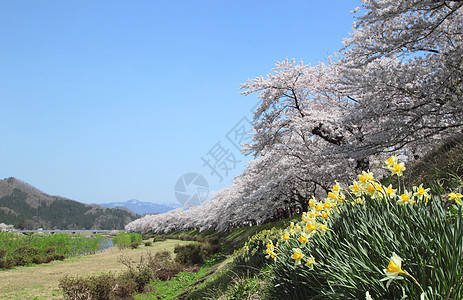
[126,0,463,233]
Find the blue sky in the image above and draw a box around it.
[0,0,360,205]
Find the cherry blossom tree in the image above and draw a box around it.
[126,0,463,234]
[338,0,463,157]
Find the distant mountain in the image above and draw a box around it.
[0,177,138,230]
[99,199,179,215]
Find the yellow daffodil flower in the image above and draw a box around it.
[358,171,374,184]
[385,184,396,198]
[298,234,308,244]
[448,192,463,205]
[306,255,315,270]
[354,197,364,204]
[381,252,406,288]
[292,248,304,265]
[308,197,316,208]
[327,192,338,201]
[305,221,317,232]
[388,162,406,176]
[413,184,430,202]
[332,182,341,192]
[350,183,360,193]
[397,190,414,205]
[365,184,376,196]
[385,156,398,166]
[318,224,328,233]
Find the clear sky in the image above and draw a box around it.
[0,0,360,205]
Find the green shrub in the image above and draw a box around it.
[267,198,463,299]
[112,232,142,249]
[174,243,204,265]
[60,251,185,299]
[154,236,166,242]
[12,244,39,266]
[203,236,222,256]
[60,273,136,300]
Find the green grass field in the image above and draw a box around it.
[0,239,194,299]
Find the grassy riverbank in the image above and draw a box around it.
[0,232,109,269]
[0,239,194,299]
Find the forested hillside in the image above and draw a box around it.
[0,177,137,230]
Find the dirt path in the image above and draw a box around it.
[0,239,192,299]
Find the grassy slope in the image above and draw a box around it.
[384,134,463,192]
[136,217,299,299]
[163,216,299,254]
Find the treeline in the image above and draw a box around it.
[0,188,136,230]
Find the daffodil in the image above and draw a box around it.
[365,184,376,197]
[365,291,373,300]
[448,192,463,205]
[413,184,430,202]
[298,233,309,244]
[318,223,328,233]
[308,197,316,208]
[301,212,310,222]
[265,242,274,253]
[308,212,317,219]
[306,255,315,270]
[372,183,384,199]
[381,252,405,288]
[292,248,304,265]
[397,190,414,205]
[381,252,422,289]
[281,233,290,241]
[385,253,405,276]
[350,182,359,192]
[353,197,364,204]
[327,192,338,201]
[305,221,317,232]
[385,156,398,167]
[332,181,341,193]
[358,171,374,187]
[388,162,406,176]
[384,184,396,199]
[263,241,278,260]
